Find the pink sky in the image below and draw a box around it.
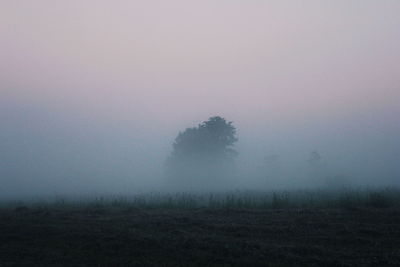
[1,0,399,129]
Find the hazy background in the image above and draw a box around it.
[1,0,399,197]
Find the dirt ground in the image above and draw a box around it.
[1,207,400,266]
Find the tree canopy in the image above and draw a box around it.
[165,116,238,188]
[171,116,237,161]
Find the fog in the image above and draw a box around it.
[1,100,398,197]
[1,1,399,198]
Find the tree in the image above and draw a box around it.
[165,116,238,189]
[308,151,322,167]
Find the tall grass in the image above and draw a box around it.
[1,187,399,210]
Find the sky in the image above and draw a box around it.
[1,1,399,196]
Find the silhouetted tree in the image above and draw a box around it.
[165,116,238,189]
[308,151,322,167]
[307,150,329,186]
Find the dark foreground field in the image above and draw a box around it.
[1,204,400,266]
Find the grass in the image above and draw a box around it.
[1,187,400,266]
[2,187,400,210]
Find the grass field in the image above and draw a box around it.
[1,188,400,266]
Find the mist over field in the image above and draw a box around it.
[1,0,399,199]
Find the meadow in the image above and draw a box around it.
[1,188,400,266]
[2,187,399,210]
